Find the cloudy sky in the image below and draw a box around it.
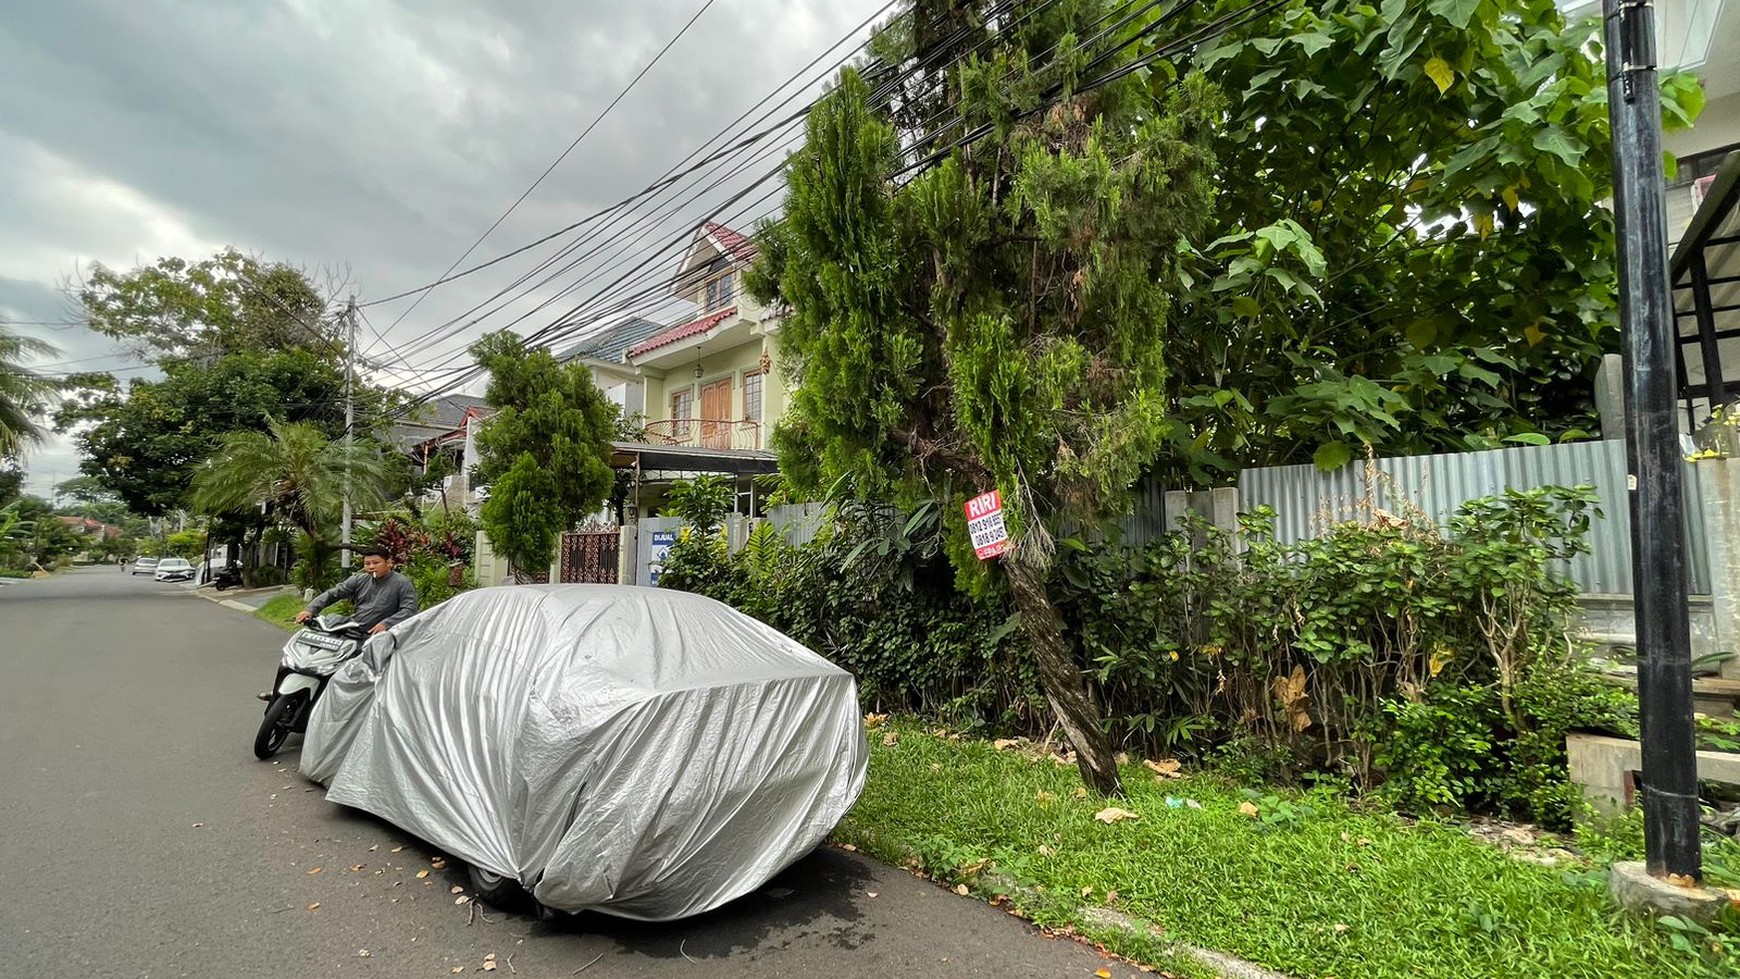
[0,0,892,497]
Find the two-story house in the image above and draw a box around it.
[620,221,785,453]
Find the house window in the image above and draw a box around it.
[671,388,693,438]
[743,371,764,424]
[1670,142,1738,189]
[703,269,736,311]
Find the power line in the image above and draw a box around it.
[371,0,721,346]
[364,1,913,369]
[376,0,1031,377]
[386,0,1260,420]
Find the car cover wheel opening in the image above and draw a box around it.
[253,692,303,760]
[467,865,525,908]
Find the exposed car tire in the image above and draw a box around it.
[467,865,528,909]
[254,692,305,760]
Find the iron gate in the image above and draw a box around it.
[559,526,621,584]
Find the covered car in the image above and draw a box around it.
[299,584,867,921]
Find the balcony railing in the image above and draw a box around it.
[642,418,763,451]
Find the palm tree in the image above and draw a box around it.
[191,417,389,585]
[0,326,59,460]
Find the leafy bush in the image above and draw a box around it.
[662,485,1629,824]
[250,564,288,586]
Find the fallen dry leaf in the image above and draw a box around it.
[452,969,465,975]
[1073,786,1089,799]
[1096,970,1113,978]
[994,738,1022,750]
[1093,806,1141,824]
[1334,923,1350,934]
[863,712,887,729]
[451,885,465,894]
[953,884,970,896]
[930,762,943,772]
[1081,886,1094,898]
[1668,873,1698,889]
[882,733,899,747]
[306,903,320,912]
[357,949,371,958]
[306,867,323,876]
[841,844,857,852]
[349,864,364,872]
[456,896,471,905]
[1036,790,1057,805]
[431,859,447,870]
[416,870,431,879]
[1105,890,1119,903]
[1038,844,1055,857]
[866,891,878,898]
[191,822,204,828]
[391,845,405,853]
[368,845,379,852]
[1238,802,1260,818]
[483,963,498,973]
[1143,758,1182,778]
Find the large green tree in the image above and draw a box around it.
[0,325,58,460]
[750,1,1219,794]
[79,248,330,360]
[56,251,396,521]
[470,331,619,577]
[1154,0,1707,479]
[190,418,388,586]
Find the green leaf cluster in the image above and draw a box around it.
[469,330,619,573]
[1158,0,1706,479]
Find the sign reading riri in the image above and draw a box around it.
[965,490,1012,560]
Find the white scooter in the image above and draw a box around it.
[253,614,370,760]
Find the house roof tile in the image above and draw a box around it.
[627,306,737,358]
[703,221,757,263]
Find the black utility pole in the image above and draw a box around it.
[1604,0,1701,879]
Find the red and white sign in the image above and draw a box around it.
[965,490,1012,560]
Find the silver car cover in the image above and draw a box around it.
[300,584,867,921]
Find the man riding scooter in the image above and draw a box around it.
[256,547,418,702]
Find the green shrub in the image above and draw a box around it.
[662,485,1626,824]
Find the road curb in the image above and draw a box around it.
[834,833,1296,979]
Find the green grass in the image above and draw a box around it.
[254,595,304,631]
[836,722,1737,979]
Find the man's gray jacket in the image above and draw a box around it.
[305,571,420,630]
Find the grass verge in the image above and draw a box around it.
[835,721,1737,979]
[255,595,303,631]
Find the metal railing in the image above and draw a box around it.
[641,418,763,451]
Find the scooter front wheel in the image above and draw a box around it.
[254,692,305,760]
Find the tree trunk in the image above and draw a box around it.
[1004,554,1122,796]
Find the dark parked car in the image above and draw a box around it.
[300,585,867,921]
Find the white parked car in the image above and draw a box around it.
[301,585,867,921]
[131,557,160,576]
[153,557,195,582]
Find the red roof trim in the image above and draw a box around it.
[628,307,737,357]
[703,221,757,263]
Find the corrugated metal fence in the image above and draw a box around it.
[1235,440,1710,596]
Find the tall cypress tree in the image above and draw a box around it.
[751,1,1219,794]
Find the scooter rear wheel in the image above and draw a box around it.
[253,692,305,760]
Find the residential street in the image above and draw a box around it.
[0,568,1146,979]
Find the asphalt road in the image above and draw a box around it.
[0,568,1149,979]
